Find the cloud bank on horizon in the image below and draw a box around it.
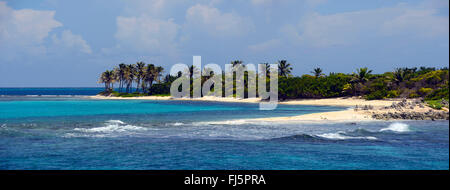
[0,0,448,87]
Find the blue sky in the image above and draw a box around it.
[0,0,448,87]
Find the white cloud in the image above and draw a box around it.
[0,2,92,59]
[0,1,62,57]
[184,4,253,37]
[51,30,92,54]
[282,3,449,47]
[122,0,224,17]
[251,0,273,6]
[113,15,180,54]
[381,9,449,37]
[248,39,281,52]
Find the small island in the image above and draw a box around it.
[94,61,449,121]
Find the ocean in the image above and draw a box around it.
[0,88,448,170]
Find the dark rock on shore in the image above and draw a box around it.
[370,98,449,120]
[372,110,449,120]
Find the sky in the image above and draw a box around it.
[0,0,448,87]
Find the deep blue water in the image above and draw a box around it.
[0,87,105,96]
[0,88,448,170]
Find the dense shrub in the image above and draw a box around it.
[426,87,449,100]
[366,90,387,100]
[278,73,352,99]
[148,83,171,95]
[386,90,399,98]
[418,88,433,96]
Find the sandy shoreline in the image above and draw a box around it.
[88,95,432,122]
[88,95,396,106]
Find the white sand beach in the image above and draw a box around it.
[88,95,442,122]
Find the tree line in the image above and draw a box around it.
[99,62,165,94]
[99,61,449,102]
[99,60,293,96]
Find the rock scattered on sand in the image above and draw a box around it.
[372,110,449,120]
[370,98,449,120]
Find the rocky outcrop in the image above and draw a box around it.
[368,99,449,120]
[442,99,449,108]
[371,110,449,120]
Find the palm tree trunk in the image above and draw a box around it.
[119,80,122,92]
[136,80,140,93]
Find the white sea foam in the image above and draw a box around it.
[106,120,126,124]
[316,132,377,140]
[192,119,271,126]
[63,133,108,138]
[172,122,184,126]
[164,122,185,126]
[380,122,410,132]
[74,125,146,133]
[73,120,146,133]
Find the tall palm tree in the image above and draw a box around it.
[278,60,292,77]
[125,64,136,93]
[135,61,146,93]
[311,67,324,77]
[155,66,164,83]
[143,64,156,93]
[261,63,270,77]
[112,67,120,90]
[99,70,115,91]
[117,63,127,92]
[188,65,201,79]
[352,67,372,84]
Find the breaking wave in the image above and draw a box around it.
[380,122,410,132]
[106,120,126,125]
[316,132,378,140]
[62,119,411,141]
[66,120,147,137]
[272,128,382,141]
[166,122,185,126]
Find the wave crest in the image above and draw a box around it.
[68,120,147,137]
[316,132,377,140]
[380,123,410,132]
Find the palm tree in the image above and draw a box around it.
[261,63,270,78]
[351,67,372,85]
[112,67,120,90]
[348,67,372,96]
[125,64,136,93]
[99,70,115,91]
[278,60,292,77]
[188,65,201,79]
[155,66,164,83]
[350,67,372,95]
[231,60,243,67]
[143,64,156,93]
[117,63,126,92]
[135,61,146,93]
[392,68,406,85]
[311,67,324,77]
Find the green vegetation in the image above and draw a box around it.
[98,62,170,96]
[98,61,449,101]
[426,99,449,110]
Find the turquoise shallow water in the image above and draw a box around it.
[0,90,448,170]
[0,99,239,119]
